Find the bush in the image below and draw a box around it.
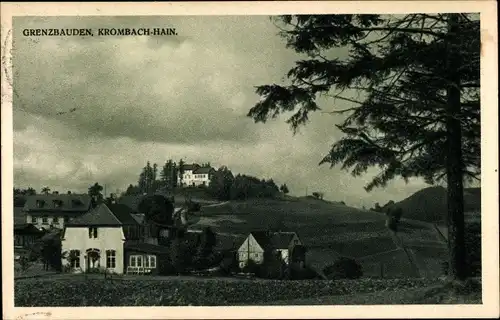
[219,252,240,275]
[290,266,320,280]
[324,257,363,280]
[386,216,399,232]
[85,267,106,274]
[241,260,261,275]
[158,254,176,276]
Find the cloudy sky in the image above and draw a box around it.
[11,15,431,208]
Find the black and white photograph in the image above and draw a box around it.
[1,1,498,319]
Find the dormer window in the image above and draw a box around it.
[53,200,63,208]
[36,200,45,208]
[71,199,83,207]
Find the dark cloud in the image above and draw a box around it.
[11,15,433,207]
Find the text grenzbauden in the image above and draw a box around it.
[22,28,178,37]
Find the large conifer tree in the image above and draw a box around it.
[248,14,480,280]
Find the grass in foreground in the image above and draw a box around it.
[14,277,480,306]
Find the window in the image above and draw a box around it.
[144,255,156,268]
[31,216,37,224]
[294,240,299,245]
[64,216,69,223]
[42,216,49,225]
[106,250,116,268]
[36,200,45,208]
[52,217,59,224]
[129,255,143,267]
[70,250,80,268]
[53,200,63,208]
[88,227,98,239]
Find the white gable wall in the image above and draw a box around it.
[61,226,125,274]
[277,249,289,264]
[288,233,302,249]
[178,169,212,187]
[237,234,265,268]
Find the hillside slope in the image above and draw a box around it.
[193,197,444,278]
[390,186,481,223]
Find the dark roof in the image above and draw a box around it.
[23,194,91,213]
[131,213,145,224]
[250,231,298,250]
[14,223,44,235]
[193,167,214,174]
[66,203,139,227]
[40,229,61,242]
[124,242,170,254]
[182,163,200,171]
[106,203,140,225]
[117,195,145,212]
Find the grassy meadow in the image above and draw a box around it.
[190,196,449,279]
[16,277,476,306]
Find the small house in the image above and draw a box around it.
[14,223,44,260]
[14,223,44,248]
[237,231,306,270]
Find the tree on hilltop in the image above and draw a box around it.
[280,183,290,194]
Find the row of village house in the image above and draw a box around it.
[14,193,307,275]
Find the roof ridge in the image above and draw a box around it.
[103,203,127,225]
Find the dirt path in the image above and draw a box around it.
[202,201,230,208]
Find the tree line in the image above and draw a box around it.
[123,159,210,196]
[206,166,288,201]
[120,161,289,202]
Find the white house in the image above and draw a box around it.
[237,231,305,269]
[178,163,215,187]
[23,194,92,230]
[61,203,144,274]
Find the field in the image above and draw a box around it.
[190,197,449,278]
[15,277,481,306]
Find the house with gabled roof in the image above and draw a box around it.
[23,194,92,230]
[178,163,216,187]
[237,231,306,271]
[61,203,173,275]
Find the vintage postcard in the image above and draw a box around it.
[1,1,498,319]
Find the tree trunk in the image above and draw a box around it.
[445,14,467,280]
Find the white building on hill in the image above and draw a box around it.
[178,163,215,187]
